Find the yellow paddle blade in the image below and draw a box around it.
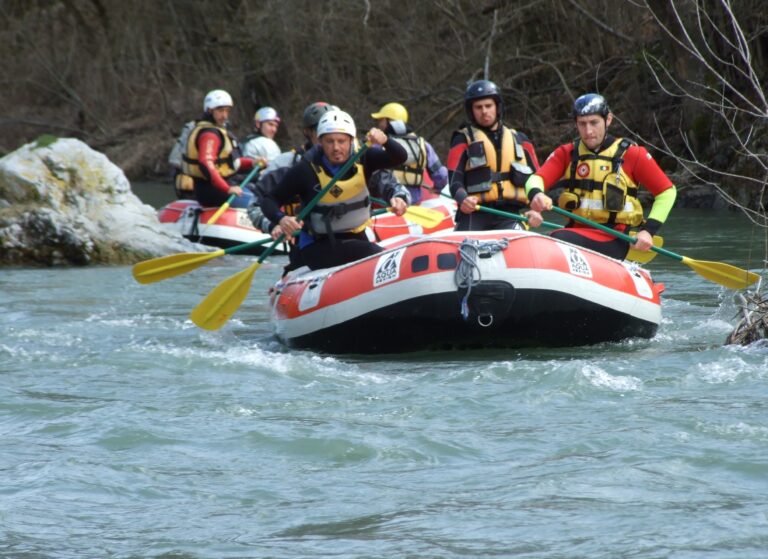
[626,235,663,264]
[682,257,761,290]
[400,205,446,228]
[132,249,226,284]
[190,261,261,330]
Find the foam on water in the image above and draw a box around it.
[580,363,643,392]
[2,209,768,558]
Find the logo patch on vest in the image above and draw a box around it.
[577,163,590,177]
[373,248,406,287]
[557,244,592,278]
[599,165,610,171]
[330,185,343,198]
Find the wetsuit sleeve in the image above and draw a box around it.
[363,137,407,172]
[515,132,540,170]
[643,186,677,235]
[625,146,676,235]
[425,141,448,189]
[369,170,411,204]
[237,157,255,172]
[525,144,570,200]
[197,130,229,193]
[447,132,469,204]
[259,161,313,224]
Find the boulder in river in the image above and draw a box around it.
[0,136,200,266]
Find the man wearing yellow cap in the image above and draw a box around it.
[371,102,447,204]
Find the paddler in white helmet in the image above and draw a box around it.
[180,89,257,208]
[258,109,411,270]
[241,106,282,164]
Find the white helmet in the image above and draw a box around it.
[203,89,233,112]
[317,110,356,138]
[254,106,280,123]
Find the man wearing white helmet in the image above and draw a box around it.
[247,101,340,275]
[180,89,257,208]
[241,106,281,164]
[259,109,410,270]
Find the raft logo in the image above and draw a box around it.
[558,245,592,278]
[373,248,406,287]
[577,163,590,177]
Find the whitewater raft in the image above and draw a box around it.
[158,200,281,255]
[158,196,457,254]
[269,229,663,354]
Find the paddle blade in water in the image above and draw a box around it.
[402,205,446,228]
[190,262,260,330]
[132,249,226,284]
[682,257,760,290]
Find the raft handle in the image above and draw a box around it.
[478,314,494,327]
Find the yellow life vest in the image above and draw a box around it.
[181,121,238,180]
[391,133,427,187]
[557,137,643,227]
[308,161,370,235]
[460,125,529,205]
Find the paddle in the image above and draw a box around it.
[132,233,299,285]
[369,197,446,229]
[474,203,661,264]
[550,205,760,289]
[190,143,371,330]
[204,163,263,226]
[132,207,402,285]
[433,189,660,264]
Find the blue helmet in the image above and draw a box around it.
[464,79,503,124]
[572,93,610,118]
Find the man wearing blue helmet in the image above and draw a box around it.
[526,93,677,259]
[447,79,543,231]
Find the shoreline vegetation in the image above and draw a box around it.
[1,1,765,213]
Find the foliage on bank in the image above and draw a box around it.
[1,0,765,211]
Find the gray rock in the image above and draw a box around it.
[0,137,203,265]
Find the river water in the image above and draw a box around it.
[2,183,767,558]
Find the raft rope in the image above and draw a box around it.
[455,237,510,321]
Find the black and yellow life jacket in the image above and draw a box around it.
[459,125,529,205]
[557,137,643,226]
[181,121,238,180]
[390,133,427,187]
[308,160,370,235]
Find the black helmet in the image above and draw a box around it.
[572,93,610,118]
[464,79,504,124]
[301,101,337,129]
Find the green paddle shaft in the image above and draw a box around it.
[551,206,675,257]
[255,143,369,265]
[475,204,561,230]
[205,164,263,225]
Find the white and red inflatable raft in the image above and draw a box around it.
[158,200,280,255]
[269,229,664,354]
[157,197,456,256]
